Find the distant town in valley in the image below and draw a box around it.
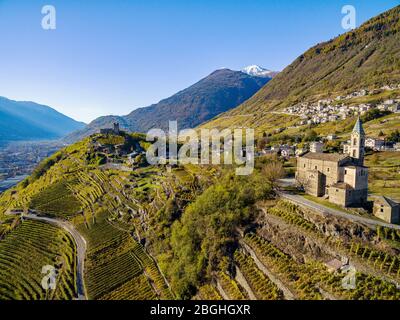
[0,141,65,192]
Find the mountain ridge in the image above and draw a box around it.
[0,96,85,143]
[65,68,273,142]
[201,5,400,133]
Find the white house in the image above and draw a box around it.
[365,138,385,150]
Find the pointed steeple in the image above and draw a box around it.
[350,117,365,164]
[352,117,365,136]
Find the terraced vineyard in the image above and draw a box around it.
[0,134,215,301]
[349,242,400,277]
[29,180,81,217]
[86,250,142,299]
[78,209,173,300]
[234,251,282,300]
[217,272,248,300]
[0,220,77,300]
[255,199,400,300]
[243,233,400,300]
[265,200,317,231]
[243,233,324,299]
[193,285,222,300]
[131,241,174,300]
[99,274,156,300]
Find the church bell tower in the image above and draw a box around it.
[350,117,365,165]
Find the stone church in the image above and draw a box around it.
[296,118,368,207]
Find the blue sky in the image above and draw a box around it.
[0,0,398,123]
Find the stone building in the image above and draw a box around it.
[296,118,368,207]
[100,122,121,135]
[310,141,324,153]
[373,196,400,224]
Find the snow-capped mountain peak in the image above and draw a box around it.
[241,65,277,78]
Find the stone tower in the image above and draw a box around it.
[349,117,365,165]
[113,122,120,134]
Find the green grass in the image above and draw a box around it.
[0,220,77,300]
[96,135,125,145]
[366,151,400,201]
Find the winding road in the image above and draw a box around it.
[22,213,87,300]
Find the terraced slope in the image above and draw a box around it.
[201,5,400,135]
[0,133,209,300]
[78,210,173,300]
[0,220,77,300]
[180,197,400,301]
[249,200,400,300]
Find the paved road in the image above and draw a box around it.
[22,213,87,300]
[279,192,400,230]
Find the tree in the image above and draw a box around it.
[263,161,285,190]
[303,129,319,142]
[387,129,400,143]
[361,109,391,122]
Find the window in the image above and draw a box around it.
[315,166,318,170]
[345,170,347,174]
[327,168,330,172]
[304,164,306,168]
[380,208,384,213]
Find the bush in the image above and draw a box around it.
[361,109,391,122]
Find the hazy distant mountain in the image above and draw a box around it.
[0,97,85,143]
[241,65,279,78]
[66,68,274,142]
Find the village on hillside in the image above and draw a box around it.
[282,85,400,127]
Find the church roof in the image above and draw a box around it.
[352,117,365,135]
[302,152,349,162]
